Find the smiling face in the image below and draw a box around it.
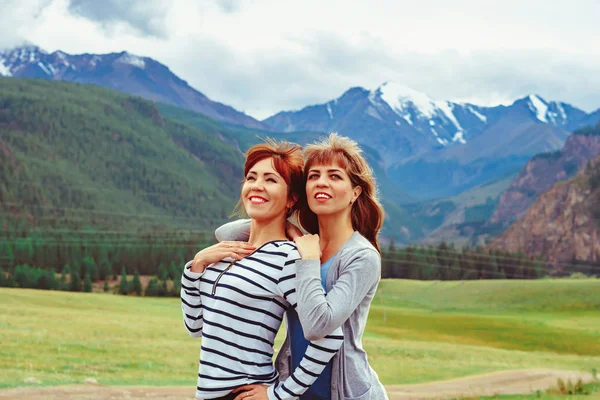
[241,157,292,222]
[305,161,362,217]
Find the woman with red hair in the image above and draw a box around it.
[181,139,343,400]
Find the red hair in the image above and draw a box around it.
[234,139,304,216]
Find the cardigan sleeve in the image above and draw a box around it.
[214,219,251,242]
[295,248,381,340]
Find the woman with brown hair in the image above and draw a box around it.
[217,133,388,400]
[181,139,343,400]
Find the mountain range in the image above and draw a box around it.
[0,45,267,130]
[269,82,599,198]
[3,44,600,253]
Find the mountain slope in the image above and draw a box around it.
[0,77,246,231]
[490,152,600,270]
[0,45,267,130]
[489,124,600,226]
[388,97,574,199]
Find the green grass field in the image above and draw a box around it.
[1,279,599,390]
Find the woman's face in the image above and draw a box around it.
[242,157,291,222]
[305,161,361,216]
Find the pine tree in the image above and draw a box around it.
[83,272,92,292]
[144,277,159,297]
[70,270,81,292]
[168,261,180,280]
[131,270,142,295]
[158,263,168,282]
[118,267,129,295]
[160,278,168,297]
[82,255,98,282]
[99,259,112,282]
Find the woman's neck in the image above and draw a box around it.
[248,216,288,247]
[317,211,354,261]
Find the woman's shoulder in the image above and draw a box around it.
[342,232,378,255]
[337,233,380,267]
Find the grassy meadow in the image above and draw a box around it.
[0,279,599,389]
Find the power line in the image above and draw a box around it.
[381,253,598,276]
[380,258,546,280]
[385,246,600,273]
[0,203,231,224]
[3,179,237,199]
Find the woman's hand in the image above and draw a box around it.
[190,241,256,273]
[232,384,269,400]
[294,234,321,261]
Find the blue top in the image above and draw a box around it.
[287,255,336,400]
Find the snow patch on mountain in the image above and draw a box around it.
[528,95,548,123]
[0,59,11,76]
[37,62,51,75]
[90,55,103,67]
[557,103,566,120]
[117,52,146,69]
[379,81,436,118]
[453,131,466,144]
[326,103,333,119]
[54,51,70,67]
[437,101,463,131]
[468,106,487,122]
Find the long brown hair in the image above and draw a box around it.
[233,138,304,217]
[297,133,384,253]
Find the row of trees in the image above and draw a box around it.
[0,264,183,297]
[0,230,206,276]
[381,242,548,280]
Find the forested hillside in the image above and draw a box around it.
[0,78,247,275]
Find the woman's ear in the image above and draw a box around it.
[352,186,362,202]
[288,194,299,210]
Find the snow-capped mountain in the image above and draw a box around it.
[265,82,506,164]
[264,82,599,167]
[520,94,586,129]
[0,45,267,130]
[372,81,493,146]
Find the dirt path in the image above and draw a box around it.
[386,369,596,399]
[0,369,596,399]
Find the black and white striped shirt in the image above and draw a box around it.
[181,240,344,400]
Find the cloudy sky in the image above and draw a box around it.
[1,0,599,119]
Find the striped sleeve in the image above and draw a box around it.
[269,250,344,400]
[180,260,204,338]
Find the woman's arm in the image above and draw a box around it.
[180,261,204,337]
[296,248,381,340]
[215,219,251,242]
[269,250,344,400]
[269,332,343,400]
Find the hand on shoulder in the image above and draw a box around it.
[190,241,256,273]
[294,234,321,261]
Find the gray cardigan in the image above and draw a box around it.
[216,220,388,400]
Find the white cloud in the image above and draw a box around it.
[1,0,599,118]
